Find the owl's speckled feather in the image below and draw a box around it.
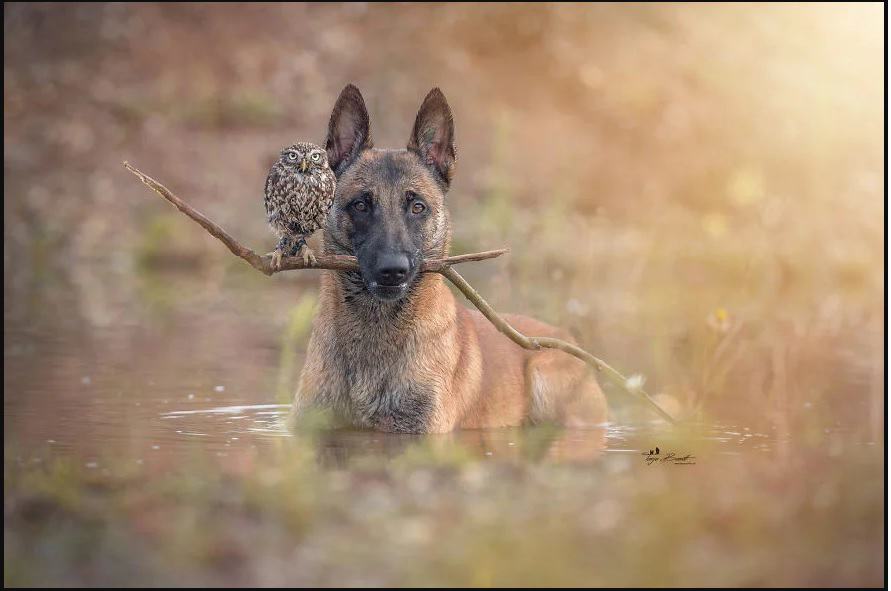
[264,141,336,267]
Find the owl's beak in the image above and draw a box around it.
[299,159,309,173]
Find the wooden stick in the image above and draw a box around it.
[441,267,677,424]
[124,162,677,423]
[124,162,506,276]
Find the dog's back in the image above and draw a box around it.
[292,85,606,433]
[457,308,607,429]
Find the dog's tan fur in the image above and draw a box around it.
[291,86,606,433]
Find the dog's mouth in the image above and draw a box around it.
[366,280,410,301]
[353,249,422,302]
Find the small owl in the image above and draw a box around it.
[264,142,336,269]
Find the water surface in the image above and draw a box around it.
[3,267,883,587]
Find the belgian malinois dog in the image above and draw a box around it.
[291,85,607,433]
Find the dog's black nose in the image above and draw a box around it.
[375,254,410,286]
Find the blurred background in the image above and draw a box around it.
[4,3,885,587]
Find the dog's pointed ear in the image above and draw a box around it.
[326,84,373,175]
[407,88,456,187]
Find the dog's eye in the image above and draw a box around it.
[406,191,426,215]
[352,200,368,213]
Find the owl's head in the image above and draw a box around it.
[279,142,329,173]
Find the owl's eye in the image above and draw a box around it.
[287,152,298,161]
[311,152,321,162]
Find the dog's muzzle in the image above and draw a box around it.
[366,253,410,300]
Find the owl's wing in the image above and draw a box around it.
[263,168,278,212]
[322,168,337,202]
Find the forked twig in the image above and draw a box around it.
[124,162,676,423]
[440,268,676,423]
[123,162,506,275]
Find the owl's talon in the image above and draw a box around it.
[270,249,284,271]
[300,245,317,267]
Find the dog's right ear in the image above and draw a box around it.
[325,84,373,175]
[407,88,456,187]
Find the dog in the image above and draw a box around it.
[291,84,607,433]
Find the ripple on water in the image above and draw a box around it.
[159,404,292,441]
[149,403,785,467]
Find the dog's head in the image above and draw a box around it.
[322,85,456,302]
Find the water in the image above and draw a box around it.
[3,268,883,586]
[2,266,874,467]
[4,303,778,468]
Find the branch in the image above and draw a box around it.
[442,267,677,424]
[123,162,506,275]
[124,162,677,423]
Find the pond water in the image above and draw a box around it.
[3,267,884,586]
[3,270,786,468]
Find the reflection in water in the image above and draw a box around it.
[158,403,611,465]
[153,402,780,470]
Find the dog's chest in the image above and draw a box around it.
[331,328,436,433]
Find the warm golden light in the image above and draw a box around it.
[3,3,884,587]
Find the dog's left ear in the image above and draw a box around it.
[326,84,373,176]
[407,88,457,187]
